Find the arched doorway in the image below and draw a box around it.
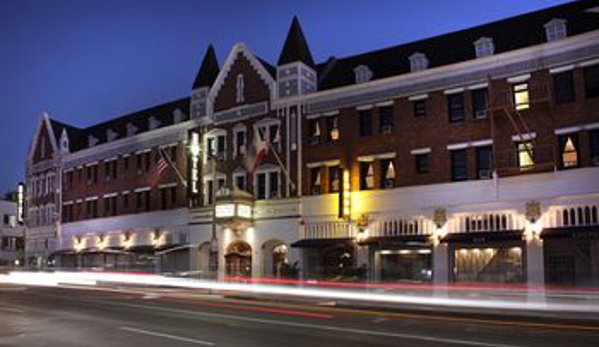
[225,241,252,277]
[272,244,289,278]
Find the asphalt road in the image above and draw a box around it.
[0,283,598,347]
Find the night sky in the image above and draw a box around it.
[0,0,571,194]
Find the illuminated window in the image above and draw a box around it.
[513,83,530,111]
[558,134,578,169]
[310,167,321,195]
[327,116,339,141]
[380,159,395,189]
[360,162,374,190]
[328,166,341,193]
[517,141,534,171]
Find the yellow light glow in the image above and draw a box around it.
[342,170,351,218]
[73,237,84,252]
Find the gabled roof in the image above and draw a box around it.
[192,45,220,89]
[278,16,315,68]
[315,0,599,90]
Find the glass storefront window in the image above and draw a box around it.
[380,249,432,282]
[453,246,523,283]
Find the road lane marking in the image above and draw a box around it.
[121,327,215,346]
[118,302,522,347]
[0,306,25,313]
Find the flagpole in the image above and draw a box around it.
[159,147,188,188]
[266,141,296,192]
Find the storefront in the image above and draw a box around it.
[293,238,362,281]
[364,236,433,283]
[444,231,525,284]
[542,226,599,287]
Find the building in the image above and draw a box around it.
[25,0,599,286]
[1,197,25,267]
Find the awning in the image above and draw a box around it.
[359,235,431,247]
[291,238,354,248]
[541,225,599,239]
[441,230,524,243]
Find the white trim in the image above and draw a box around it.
[554,126,582,135]
[375,152,396,160]
[579,58,599,68]
[408,94,428,101]
[375,100,394,107]
[323,110,339,116]
[85,161,99,166]
[63,168,74,173]
[103,192,118,198]
[447,143,469,151]
[410,147,431,155]
[158,142,178,149]
[507,74,531,83]
[134,187,152,193]
[511,132,537,141]
[158,182,178,189]
[75,199,83,203]
[306,114,321,120]
[306,159,341,168]
[356,104,373,111]
[549,65,575,74]
[467,83,488,90]
[122,154,130,158]
[443,87,465,95]
[134,149,151,155]
[584,122,599,130]
[104,156,118,162]
[63,201,74,206]
[84,196,99,202]
[357,155,374,162]
[121,190,130,195]
[471,139,493,147]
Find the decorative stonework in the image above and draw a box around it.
[525,201,541,223]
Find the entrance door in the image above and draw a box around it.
[225,242,252,277]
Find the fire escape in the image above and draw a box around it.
[487,76,555,177]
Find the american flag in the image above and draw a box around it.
[152,151,168,187]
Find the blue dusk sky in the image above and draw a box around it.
[0,0,571,194]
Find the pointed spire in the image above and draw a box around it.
[193,44,220,89]
[278,16,315,67]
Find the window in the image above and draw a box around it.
[379,106,394,133]
[205,180,214,205]
[123,193,129,211]
[354,65,373,84]
[170,187,177,206]
[472,89,488,119]
[310,167,321,194]
[359,110,373,136]
[269,171,279,199]
[584,65,599,99]
[257,173,266,200]
[413,99,426,118]
[415,153,429,174]
[123,156,129,171]
[308,119,320,144]
[558,134,579,169]
[591,130,599,166]
[476,146,492,179]
[328,166,341,193]
[169,145,178,163]
[327,116,339,141]
[207,137,215,157]
[269,124,280,146]
[517,141,534,171]
[236,74,245,103]
[145,152,151,172]
[474,37,494,58]
[448,93,465,122]
[235,174,246,191]
[544,19,567,42]
[235,130,247,157]
[513,83,530,110]
[554,71,575,104]
[160,189,168,210]
[359,162,374,190]
[86,165,97,185]
[451,150,467,181]
[216,135,226,158]
[380,159,395,189]
[409,53,429,72]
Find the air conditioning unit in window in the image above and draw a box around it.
[474,110,487,119]
[381,125,393,134]
[479,169,492,179]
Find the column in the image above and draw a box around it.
[526,238,544,286]
[355,245,369,282]
[433,242,449,285]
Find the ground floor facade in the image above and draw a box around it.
[46,168,599,287]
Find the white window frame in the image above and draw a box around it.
[254,166,281,200]
[233,170,248,191]
[409,52,429,72]
[236,74,245,104]
[254,118,282,151]
[474,37,494,58]
[233,124,248,158]
[204,129,227,162]
[354,65,373,84]
[544,19,567,42]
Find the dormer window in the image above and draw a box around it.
[474,37,494,58]
[126,123,137,136]
[60,129,69,154]
[544,19,567,42]
[106,129,118,142]
[173,109,184,124]
[149,116,161,130]
[88,135,98,147]
[236,74,245,104]
[354,65,373,84]
[409,52,429,72]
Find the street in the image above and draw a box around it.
[1,283,597,347]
